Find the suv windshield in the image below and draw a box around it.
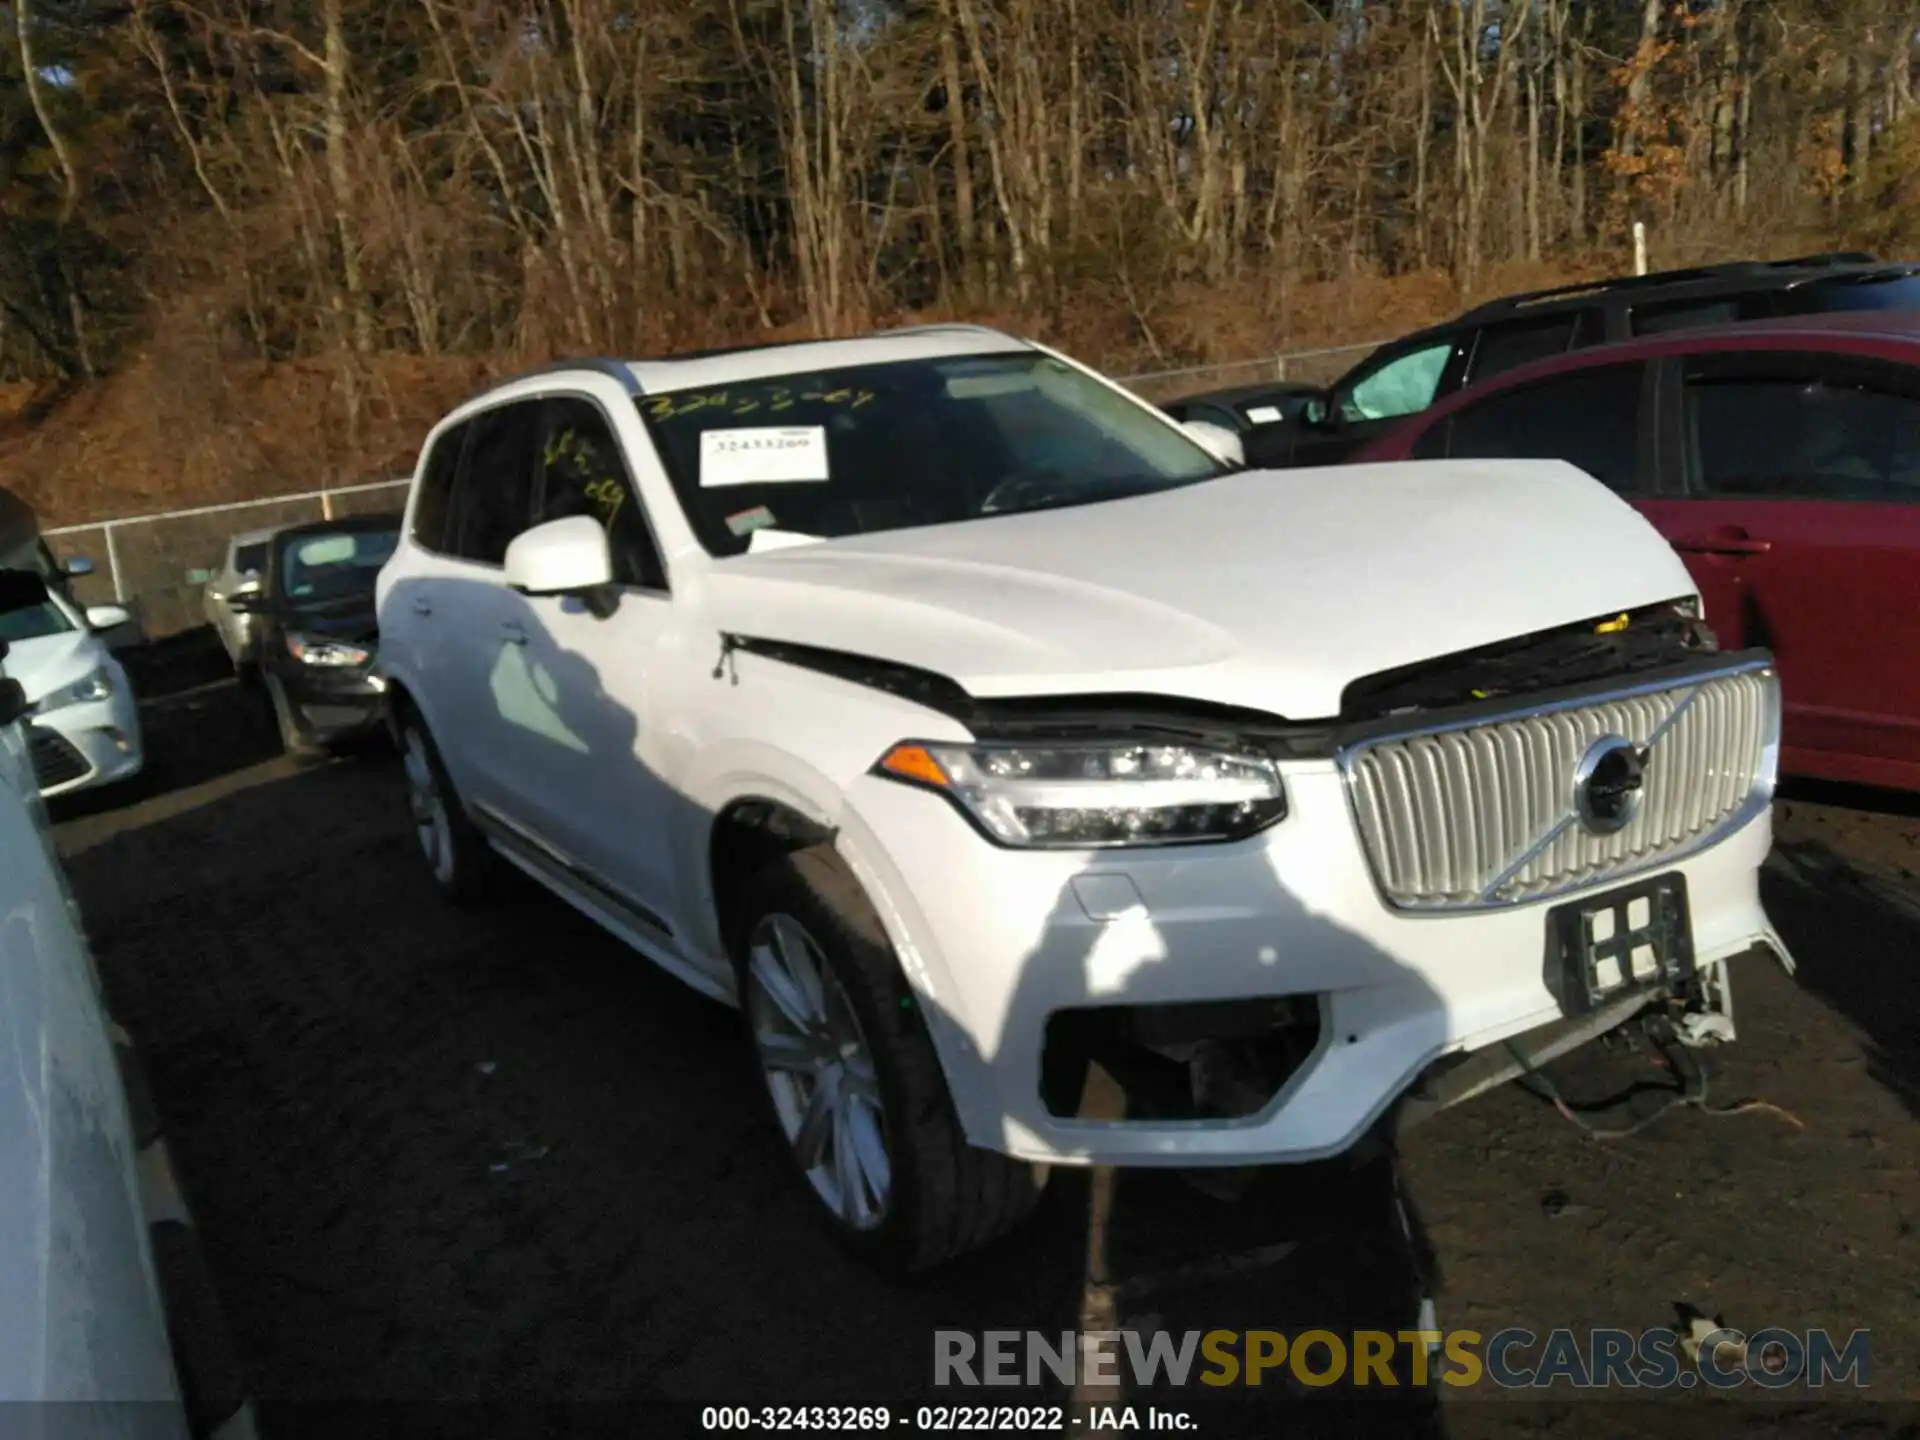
[278,526,399,605]
[0,585,75,644]
[636,351,1227,556]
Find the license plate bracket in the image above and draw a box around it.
[1542,873,1695,1018]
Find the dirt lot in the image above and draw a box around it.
[47,643,1920,1440]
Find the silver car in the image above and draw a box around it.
[203,527,280,677]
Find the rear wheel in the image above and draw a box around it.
[396,710,494,905]
[733,846,1045,1273]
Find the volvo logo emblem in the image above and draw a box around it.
[1573,734,1647,836]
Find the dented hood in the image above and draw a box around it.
[694,460,1698,720]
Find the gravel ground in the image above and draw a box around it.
[47,643,1920,1440]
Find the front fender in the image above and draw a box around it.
[673,747,980,1117]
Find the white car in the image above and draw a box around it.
[374,325,1794,1272]
[0,567,215,1433]
[0,502,143,800]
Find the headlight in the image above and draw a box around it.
[286,632,371,667]
[873,739,1287,848]
[32,666,114,713]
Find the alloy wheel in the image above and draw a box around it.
[744,912,893,1230]
[401,728,455,886]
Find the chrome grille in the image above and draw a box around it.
[1342,664,1778,910]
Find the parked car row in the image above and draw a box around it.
[62,249,1910,1280]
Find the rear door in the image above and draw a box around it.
[1642,350,1920,783]
[429,401,543,817]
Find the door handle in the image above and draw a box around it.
[411,596,433,616]
[500,621,529,647]
[1672,534,1772,556]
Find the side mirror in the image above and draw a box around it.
[505,515,613,597]
[225,588,264,614]
[63,556,95,579]
[1179,420,1245,467]
[85,604,132,631]
[0,678,27,727]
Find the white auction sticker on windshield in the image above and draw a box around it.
[1245,405,1284,424]
[699,426,830,487]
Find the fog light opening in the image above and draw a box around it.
[1040,995,1324,1121]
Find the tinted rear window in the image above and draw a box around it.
[1629,291,1773,335]
[1433,362,1646,493]
[235,542,269,573]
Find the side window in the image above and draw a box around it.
[1467,314,1585,384]
[1629,291,1771,336]
[411,419,472,554]
[447,402,540,566]
[1684,369,1920,504]
[1338,341,1455,422]
[1439,363,1646,494]
[533,397,669,590]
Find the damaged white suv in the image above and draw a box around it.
[375,325,1793,1271]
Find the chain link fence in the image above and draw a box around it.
[36,339,1381,639]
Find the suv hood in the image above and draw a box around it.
[697,460,1699,721]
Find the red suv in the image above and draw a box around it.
[1353,309,1920,793]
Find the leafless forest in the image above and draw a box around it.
[4,0,1919,517]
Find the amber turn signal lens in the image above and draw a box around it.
[877,742,952,789]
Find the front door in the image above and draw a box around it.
[1643,351,1920,785]
[505,394,691,952]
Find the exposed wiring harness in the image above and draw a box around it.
[1504,1017,1805,1140]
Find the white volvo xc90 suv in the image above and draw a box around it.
[374,325,1793,1271]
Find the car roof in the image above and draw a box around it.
[476,325,1035,408]
[1406,307,1920,426]
[1347,255,1920,365]
[229,526,283,547]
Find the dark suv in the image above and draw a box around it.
[1251,252,1920,469]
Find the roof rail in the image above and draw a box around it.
[1455,251,1889,323]
[1758,250,1878,268]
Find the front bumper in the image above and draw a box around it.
[27,687,146,799]
[280,662,388,744]
[835,761,1786,1168]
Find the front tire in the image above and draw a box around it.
[733,845,1045,1273]
[396,710,494,906]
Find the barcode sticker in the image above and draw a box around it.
[699,426,830,487]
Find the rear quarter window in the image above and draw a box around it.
[410,419,473,553]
